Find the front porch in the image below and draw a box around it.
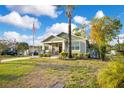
[43,41,66,55]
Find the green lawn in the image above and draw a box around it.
[0,58,107,88]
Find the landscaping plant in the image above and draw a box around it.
[97,61,124,88]
[90,16,122,61]
[60,51,68,59]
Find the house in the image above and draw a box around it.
[41,32,87,55]
[29,46,42,55]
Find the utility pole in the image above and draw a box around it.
[32,22,35,57]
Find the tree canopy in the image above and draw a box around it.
[90,16,122,47]
[90,16,122,60]
[16,42,29,52]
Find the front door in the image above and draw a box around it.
[59,43,62,53]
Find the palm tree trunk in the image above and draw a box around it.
[68,16,72,58]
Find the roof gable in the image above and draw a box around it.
[42,35,65,42]
[42,32,85,43]
[57,32,83,40]
[42,35,55,42]
[57,32,68,39]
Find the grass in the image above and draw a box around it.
[0,59,37,87]
[0,58,107,88]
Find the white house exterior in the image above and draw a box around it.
[41,32,87,55]
[118,34,124,44]
[110,34,124,45]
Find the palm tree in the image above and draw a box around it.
[65,5,74,58]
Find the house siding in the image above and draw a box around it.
[80,41,86,53]
[43,36,64,43]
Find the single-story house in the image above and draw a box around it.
[41,32,88,55]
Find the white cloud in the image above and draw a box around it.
[39,22,77,41]
[0,11,41,29]
[3,31,31,42]
[6,5,60,18]
[1,23,77,45]
[73,15,89,25]
[95,10,105,18]
[3,31,41,46]
[46,23,77,34]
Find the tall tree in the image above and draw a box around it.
[73,24,87,39]
[0,40,11,53]
[65,5,74,58]
[16,42,29,55]
[90,16,122,61]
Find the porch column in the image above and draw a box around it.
[62,41,65,52]
[49,44,52,53]
[42,43,45,53]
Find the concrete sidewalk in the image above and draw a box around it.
[0,56,58,63]
[0,56,31,63]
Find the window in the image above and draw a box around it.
[72,45,75,50]
[72,41,80,50]
[45,46,48,50]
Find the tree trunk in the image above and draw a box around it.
[68,16,72,58]
[97,49,100,59]
[100,46,106,61]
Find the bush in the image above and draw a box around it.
[110,54,124,62]
[59,52,91,60]
[72,53,80,59]
[59,51,68,59]
[39,53,51,57]
[97,61,124,88]
[83,53,90,59]
[44,54,48,57]
[46,52,51,57]
[79,53,84,59]
[39,54,44,57]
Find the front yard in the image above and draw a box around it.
[0,58,107,88]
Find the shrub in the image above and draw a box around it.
[44,54,47,57]
[72,53,80,59]
[83,53,90,59]
[60,51,68,59]
[79,53,84,59]
[97,61,124,88]
[47,52,51,57]
[39,54,44,57]
[39,53,51,57]
[110,54,124,62]
[86,53,90,58]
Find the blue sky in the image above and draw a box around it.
[0,5,124,45]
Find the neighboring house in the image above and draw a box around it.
[109,34,124,55]
[110,34,124,45]
[29,46,42,54]
[41,32,87,55]
[118,34,124,44]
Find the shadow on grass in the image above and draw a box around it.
[0,74,22,81]
[0,62,36,66]
[0,61,98,72]
[34,62,96,73]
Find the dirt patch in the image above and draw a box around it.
[17,67,66,88]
